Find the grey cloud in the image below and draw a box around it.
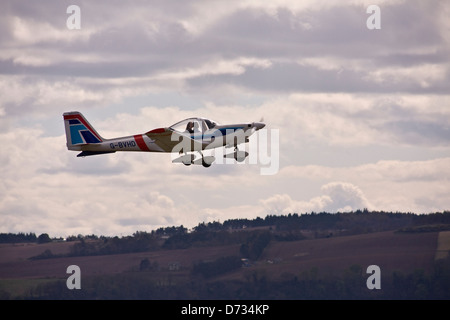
[2,0,449,96]
[203,2,445,60]
[187,61,449,94]
[382,120,450,146]
[19,60,169,78]
[184,2,449,95]
[379,51,450,68]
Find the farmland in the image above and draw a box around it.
[1,211,450,299]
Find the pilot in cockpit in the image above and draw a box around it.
[186,121,194,133]
[186,121,199,134]
[193,122,200,132]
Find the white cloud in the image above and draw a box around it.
[258,93,450,148]
[366,64,449,88]
[11,16,91,46]
[321,182,371,212]
[157,57,273,81]
[260,181,370,214]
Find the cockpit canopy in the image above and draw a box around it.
[169,117,218,134]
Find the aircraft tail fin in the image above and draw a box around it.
[63,112,104,150]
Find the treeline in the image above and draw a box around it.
[0,232,37,243]
[69,231,160,257]
[6,211,450,246]
[0,233,55,244]
[222,210,450,233]
[21,255,450,300]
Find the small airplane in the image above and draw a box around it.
[63,111,265,167]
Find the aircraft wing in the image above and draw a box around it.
[145,128,204,152]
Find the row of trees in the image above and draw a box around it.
[222,210,450,233]
[0,233,55,244]
[68,231,160,256]
[4,211,450,246]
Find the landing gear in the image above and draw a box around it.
[234,147,246,162]
[224,146,249,162]
[198,151,214,168]
[202,158,212,168]
[182,153,192,166]
[173,151,215,167]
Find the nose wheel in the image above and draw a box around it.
[199,151,213,167]
[202,158,212,168]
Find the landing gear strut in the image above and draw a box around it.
[199,151,212,168]
[223,146,248,162]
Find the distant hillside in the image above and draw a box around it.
[1,230,448,299]
[1,210,450,299]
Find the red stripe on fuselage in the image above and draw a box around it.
[134,134,150,151]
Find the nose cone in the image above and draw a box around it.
[253,122,266,130]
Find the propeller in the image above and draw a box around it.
[252,117,266,131]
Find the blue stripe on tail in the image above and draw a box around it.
[69,124,102,144]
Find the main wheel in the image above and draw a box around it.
[234,150,248,162]
[202,159,212,168]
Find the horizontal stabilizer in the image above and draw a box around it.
[77,151,116,157]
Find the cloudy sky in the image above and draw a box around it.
[1,0,449,237]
